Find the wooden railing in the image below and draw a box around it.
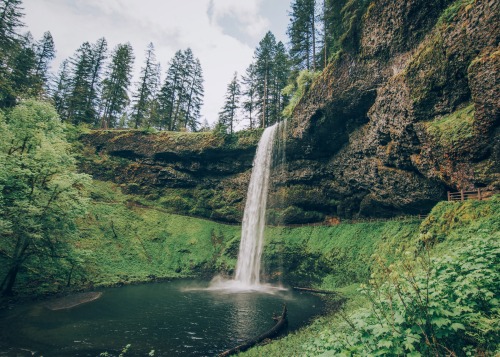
[448,188,490,201]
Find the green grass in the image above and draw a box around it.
[437,0,475,25]
[1,180,423,297]
[0,180,241,296]
[262,220,421,289]
[426,104,475,147]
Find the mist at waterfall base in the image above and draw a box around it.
[0,280,325,356]
[209,123,285,293]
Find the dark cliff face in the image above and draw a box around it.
[280,0,499,219]
[81,0,499,223]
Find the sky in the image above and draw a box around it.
[22,0,292,126]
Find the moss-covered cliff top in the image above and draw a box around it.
[81,129,263,160]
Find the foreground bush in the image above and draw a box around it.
[305,236,500,356]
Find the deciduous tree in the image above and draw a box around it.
[0,100,90,296]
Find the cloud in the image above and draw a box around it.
[208,0,269,41]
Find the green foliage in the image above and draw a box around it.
[322,0,369,57]
[130,43,160,129]
[282,69,320,118]
[263,220,421,289]
[0,100,90,295]
[287,0,319,71]
[241,199,499,357]
[65,38,108,125]
[100,43,135,129]
[73,181,241,287]
[218,72,241,134]
[243,32,290,128]
[304,236,500,356]
[438,0,475,25]
[419,197,499,247]
[426,104,475,148]
[156,48,204,131]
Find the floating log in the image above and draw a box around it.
[292,287,338,295]
[218,304,288,357]
[44,291,102,311]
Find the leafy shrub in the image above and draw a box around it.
[305,236,500,356]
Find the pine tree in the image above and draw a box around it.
[241,32,291,129]
[269,41,290,124]
[241,63,257,129]
[33,31,55,95]
[171,48,191,130]
[34,31,55,81]
[100,43,134,128]
[64,39,108,125]
[7,32,40,102]
[218,72,240,134]
[86,37,107,126]
[66,41,94,124]
[144,62,161,128]
[157,50,184,131]
[183,55,204,131]
[157,48,204,131]
[0,0,24,50]
[287,0,318,71]
[254,31,276,128]
[52,59,71,120]
[131,42,158,129]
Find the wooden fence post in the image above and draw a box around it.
[478,188,482,201]
[461,190,465,201]
[447,191,451,201]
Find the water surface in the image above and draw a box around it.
[0,280,324,356]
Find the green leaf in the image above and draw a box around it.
[431,317,450,327]
[407,352,422,357]
[450,323,465,331]
[377,339,393,348]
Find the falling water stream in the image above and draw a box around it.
[209,122,283,291]
[235,123,279,286]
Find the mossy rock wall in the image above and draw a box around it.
[279,0,499,220]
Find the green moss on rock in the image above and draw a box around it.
[426,104,475,147]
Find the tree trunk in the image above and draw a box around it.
[1,264,20,296]
[218,304,288,356]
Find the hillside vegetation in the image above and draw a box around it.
[243,197,500,356]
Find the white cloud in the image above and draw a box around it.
[22,0,287,126]
[208,0,269,40]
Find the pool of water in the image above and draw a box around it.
[0,280,325,356]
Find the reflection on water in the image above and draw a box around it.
[0,280,324,356]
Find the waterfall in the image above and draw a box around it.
[208,122,285,292]
[234,123,279,286]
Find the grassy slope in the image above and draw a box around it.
[2,180,421,297]
[241,197,499,356]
